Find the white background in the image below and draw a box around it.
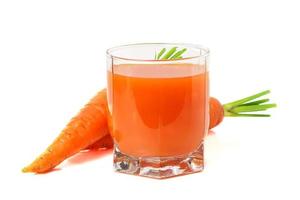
[1,0,299,199]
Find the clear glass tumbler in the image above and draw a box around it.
[106,43,209,178]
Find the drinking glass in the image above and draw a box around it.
[106,43,209,178]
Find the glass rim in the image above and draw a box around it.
[106,43,209,62]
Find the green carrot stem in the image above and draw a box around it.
[224,90,270,109]
[162,47,177,59]
[231,104,277,113]
[170,48,187,59]
[222,90,276,117]
[157,48,166,60]
[239,99,269,106]
[225,113,271,117]
[155,47,187,60]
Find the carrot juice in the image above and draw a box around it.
[107,63,208,157]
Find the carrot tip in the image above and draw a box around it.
[22,166,31,173]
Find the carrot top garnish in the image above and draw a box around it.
[155,47,187,60]
[223,90,277,117]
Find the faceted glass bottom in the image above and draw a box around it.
[113,143,204,179]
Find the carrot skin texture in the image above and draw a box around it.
[22,89,109,173]
[209,97,224,129]
[84,134,113,150]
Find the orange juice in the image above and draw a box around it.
[107,63,208,157]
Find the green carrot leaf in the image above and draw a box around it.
[170,48,187,59]
[224,90,271,109]
[225,113,271,117]
[155,47,187,60]
[157,48,166,60]
[161,47,177,60]
[231,104,277,113]
[223,90,276,117]
[239,99,270,106]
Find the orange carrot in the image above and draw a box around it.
[209,97,224,129]
[84,134,113,150]
[22,89,109,173]
[23,89,275,173]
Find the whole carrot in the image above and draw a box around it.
[22,89,109,173]
[23,89,276,173]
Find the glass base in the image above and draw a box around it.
[113,143,204,179]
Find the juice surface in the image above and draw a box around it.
[107,63,208,157]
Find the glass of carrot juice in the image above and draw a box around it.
[106,43,209,178]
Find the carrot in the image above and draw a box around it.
[22,89,109,173]
[84,134,113,150]
[23,89,276,173]
[209,97,224,129]
[86,90,276,150]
